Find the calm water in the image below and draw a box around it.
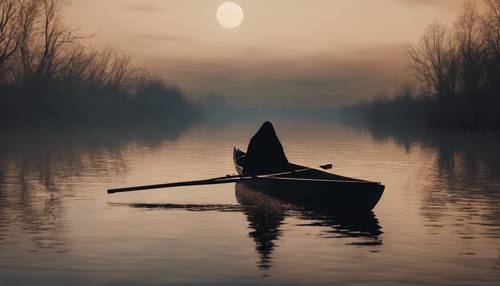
[0,120,499,285]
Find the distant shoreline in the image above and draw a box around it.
[344,1,500,132]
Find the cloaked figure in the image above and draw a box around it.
[243,121,290,176]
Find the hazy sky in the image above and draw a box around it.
[65,0,473,107]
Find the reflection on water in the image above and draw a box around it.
[297,212,382,246]
[0,122,194,183]
[117,182,382,273]
[363,124,500,241]
[1,119,500,285]
[0,122,194,253]
[234,183,382,271]
[236,183,287,272]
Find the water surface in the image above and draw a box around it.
[0,120,499,285]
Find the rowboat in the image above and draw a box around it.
[233,148,385,212]
[107,148,385,212]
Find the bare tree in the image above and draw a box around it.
[0,0,195,126]
[0,0,19,82]
[15,0,40,81]
[11,0,80,82]
[455,2,484,97]
[82,48,131,89]
[36,0,79,79]
[107,51,130,89]
[57,45,94,86]
[408,22,458,98]
[481,0,500,95]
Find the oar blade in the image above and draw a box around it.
[320,163,333,170]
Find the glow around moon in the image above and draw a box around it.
[217,2,244,28]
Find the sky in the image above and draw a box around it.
[65,0,474,107]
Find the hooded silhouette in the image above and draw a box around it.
[243,121,289,175]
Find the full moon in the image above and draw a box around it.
[217,2,244,28]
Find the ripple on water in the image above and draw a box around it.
[1,121,500,285]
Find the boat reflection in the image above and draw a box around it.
[235,183,287,271]
[235,182,383,271]
[118,184,383,273]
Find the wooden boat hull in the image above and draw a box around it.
[233,148,385,212]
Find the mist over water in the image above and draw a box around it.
[0,119,499,285]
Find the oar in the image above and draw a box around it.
[107,175,252,194]
[107,164,331,194]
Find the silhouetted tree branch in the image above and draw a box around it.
[454,2,483,97]
[358,0,500,130]
[408,22,458,98]
[0,0,19,82]
[0,0,198,127]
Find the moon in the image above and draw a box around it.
[217,2,244,29]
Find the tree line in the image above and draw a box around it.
[0,0,197,127]
[355,0,500,130]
